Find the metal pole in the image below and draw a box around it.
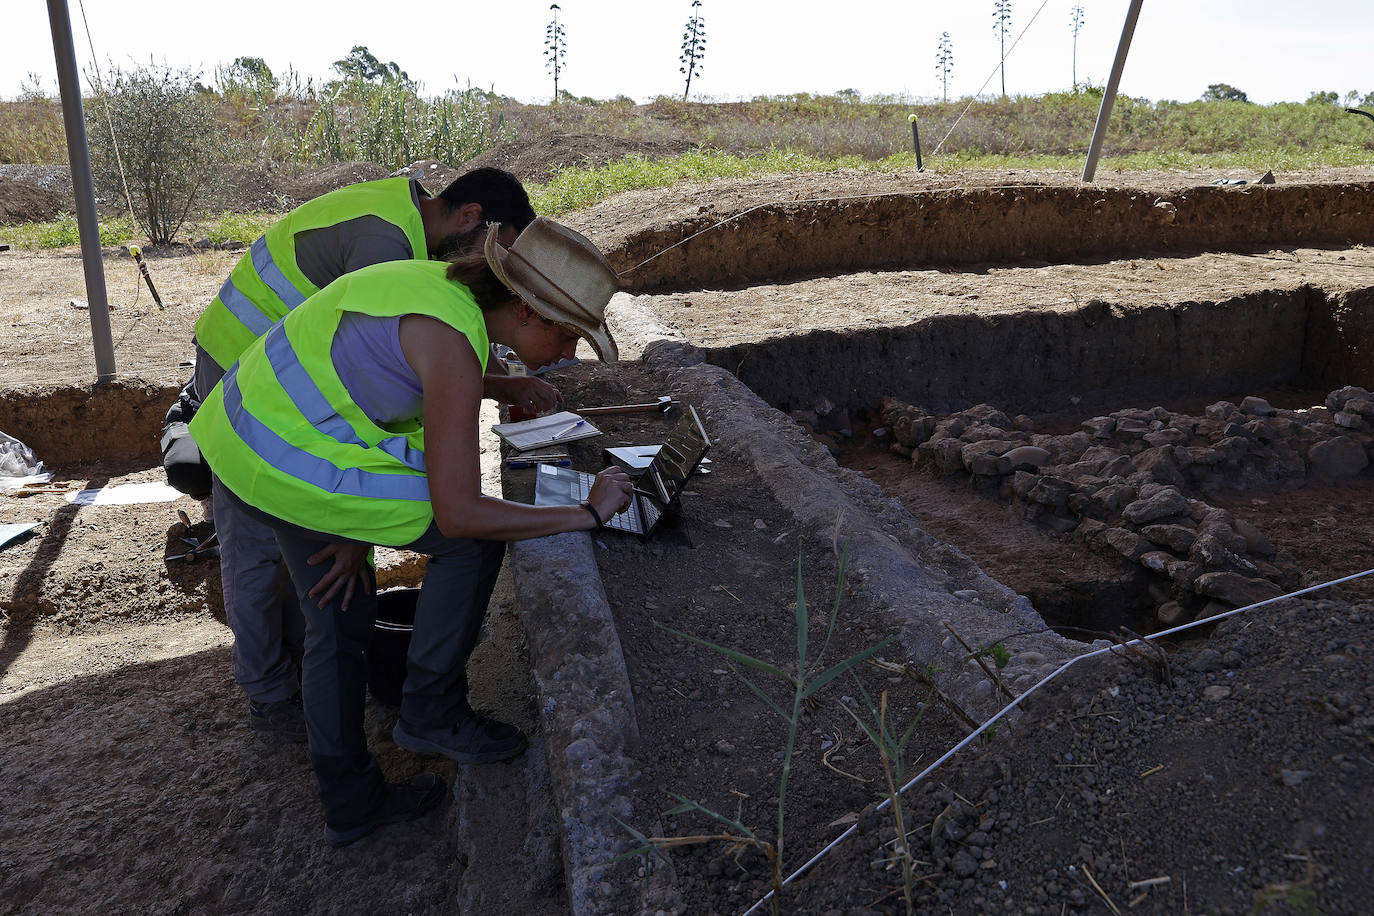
[47,0,116,381]
[1081,0,1144,184]
[909,115,924,172]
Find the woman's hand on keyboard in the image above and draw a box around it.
[589,466,634,519]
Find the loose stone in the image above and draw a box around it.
[1308,437,1369,478]
[1193,571,1284,606]
[1122,488,1189,524]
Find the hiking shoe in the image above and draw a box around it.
[323,772,447,847]
[248,693,308,745]
[392,714,528,764]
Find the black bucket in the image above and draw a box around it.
[367,588,419,707]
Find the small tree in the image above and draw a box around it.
[217,56,278,104]
[332,45,412,88]
[545,4,566,105]
[1201,82,1248,103]
[1069,3,1085,90]
[935,32,954,103]
[86,64,231,245]
[680,0,707,101]
[991,0,1013,97]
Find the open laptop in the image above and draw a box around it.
[533,404,712,539]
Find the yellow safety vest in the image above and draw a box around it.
[189,260,489,546]
[193,177,428,371]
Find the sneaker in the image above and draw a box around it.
[323,772,447,847]
[392,714,528,764]
[248,693,308,745]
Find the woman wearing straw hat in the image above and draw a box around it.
[189,217,633,846]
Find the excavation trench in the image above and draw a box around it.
[673,281,1374,643]
[5,175,1374,914]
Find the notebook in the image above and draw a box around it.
[533,405,712,538]
[492,410,602,452]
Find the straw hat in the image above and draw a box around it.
[484,218,619,362]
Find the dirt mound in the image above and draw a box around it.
[267,161,391,208]
[462,133,697,184]
[0,179,65,223]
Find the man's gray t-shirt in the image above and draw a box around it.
[292,180,424,290]
[194,180,426,393]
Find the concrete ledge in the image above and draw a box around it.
[510,531,683,916]
[639,341,1088,708]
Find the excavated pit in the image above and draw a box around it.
[689,283,1374,640]
[6,173,1374,913]
[709,282,1374,419]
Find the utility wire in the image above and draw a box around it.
[76,0,138,230]
[930,0,1053,158]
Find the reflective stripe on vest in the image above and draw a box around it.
[213,271,275,340]
[218,361,431,502]
[259,322,427,472]
[251,236,310,311]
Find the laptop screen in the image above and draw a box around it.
[642,405,712,506]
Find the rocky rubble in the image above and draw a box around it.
[798,597,1374,915]
[875,387,1374,627]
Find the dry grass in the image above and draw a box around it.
[7,90,1374,169]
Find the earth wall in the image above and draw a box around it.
[612,183,1374,292]
[1,381,176,467]
[709,286,1374,416]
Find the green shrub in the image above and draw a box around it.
[85,64,236,244]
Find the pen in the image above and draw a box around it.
[507,456,572,469]
[550,418,585,440]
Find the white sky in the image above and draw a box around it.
[4,1,1373,106]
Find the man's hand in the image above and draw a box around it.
[483,374,561,415]
[307,541,374,612]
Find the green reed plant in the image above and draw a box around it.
[844,679,929,914]
[620,543,894,914]
[302,81,510,170]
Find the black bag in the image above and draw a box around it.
[161,379,212,500]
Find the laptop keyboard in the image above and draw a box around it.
[565,471,645,534]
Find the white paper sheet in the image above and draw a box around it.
[67,481,184,506]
